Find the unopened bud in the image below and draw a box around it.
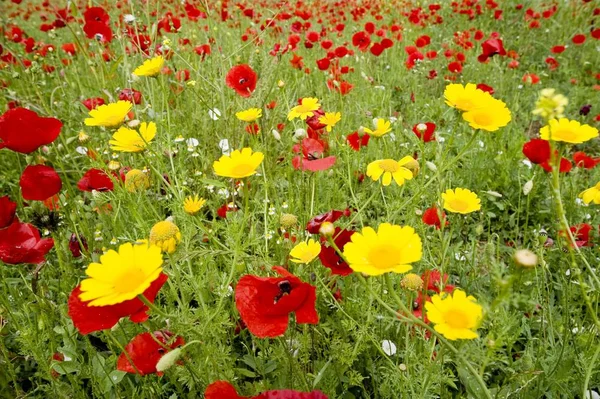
[319,222,335,238]
[156,348,182,372]
[514,249,538,268]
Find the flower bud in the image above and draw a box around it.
[156,348,182,372]
[319,221,335,238]
[514,249,538,268]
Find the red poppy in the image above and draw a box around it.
[352,31,371,51]
[83,21,113,43]
[346,131,370,151]
[205,381,328,399]
[292,138,336,172]
[522,73,540,84]
[573,152,600,169]
[20,165,62,201]
[118,88,142,105]
[306,209,349,234]
[305,109,326,131]
[68,233,88,258]
[225,64,257,97]
[540,157,572,173]
[477,38,506,62]
[522,139,550,165]
[0,108,62,154]
[422,207,447,229]
[77,168,115,192]
[422,270,454,294]
[412,122,436,142]
[81,97,105,110]
[67,273,168,335]
[217,202,239,218]
[235,266,318,338]
[476,83,495,94]
[319,228,355,276]
[572,34,586,45]
[117,331,185,376]
[0,221,54,264]
[563,223,592,247]
[551,45,565,54]
[0,196,17,229]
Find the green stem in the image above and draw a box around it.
[137,294,170,318]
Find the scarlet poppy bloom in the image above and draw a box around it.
[0,221,54,264]
[0,196,17,229]
[522,73,540,84]
[522,139,550,165]
[476,83,494,94]
[81,97,105,110]
[118,88,142,105]
[573,152,600,169]
[205,381,328,399]
[68,233,88,258]
[20,165,62,201]
[77,168,115,192]
[422,270,455,294]
[306,209,350,234]
[0,108,62,154]
[225,64,257,97]
[562,223,592,247]
[412,122,436,142]
[235,266,318,338]
[319,228,355,276]
[572,34,586,45]
[477,38,506,62]
[67,273,168,335]
[346,131,370,151]
[352,31,371,51]
[422,207,447,229]
[540,157,572,173]
[117,331,184,375]
[292,138,336,172]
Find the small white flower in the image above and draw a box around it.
[218,139,230,155]
[523,180,533,195]
[75,146,88,155]
[381,340,397,356]
[186,138,199,147]
[123,14,136,24]
[208,108,221,120]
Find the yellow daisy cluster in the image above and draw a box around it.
[445,83,511,132]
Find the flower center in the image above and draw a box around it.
[367,244,399,269]
[443,309,470,329]
[416,123,427,132]
[151,221,178,240]
[553,128,575,140]
[457,98,473,110]
[232,163,254,176]
[114,269,145,294]
[449,199,469,212]
[473,112,493,126]
[378,159,399,173]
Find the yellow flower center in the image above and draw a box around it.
[232,163,255,176]
[368,244,398,269]
[473,112,493,126]
[114,269,145,294]
[378,160,399,173]
[456,98,473,110]
[449,199,469,212]
[443,308,470,329]
[150,221,178,241]
[553,128,574,140]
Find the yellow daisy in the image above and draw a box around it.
[79,242,163,306]
[425,289,483,340]
[84,101,132,127]
[442,188,481,214]
[579,182,600,205]
[124,169,150,192]
[462,98,511,132]
[366,156,416,186]
[149,219,181,254]
[364,118,392,137]
[288,98,321,120]
[444,83,493,111]
[109,122,156,152]
[343,223,422,275]
[318,112,341,132]
[183,195,206,215]
[213,147,264,179]
[289,239,321,264]
[540,118,599,144]
[133,55,165,77]
[236,108,263,123]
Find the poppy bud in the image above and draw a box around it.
[69,233,88,258]
[156,347,182,372]
[319,221,335,237]
[514,249,538,268]
[401,273,423,291]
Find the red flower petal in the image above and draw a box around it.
[0,108,62,154]
[0,196,17,229]
[318,228,355,276]
[117,331,184,375]
[522,138,550,164]
[225,64,257,98]
[67,273,168,335]
[20,165,62,201]
[205,381,246,399]
[0,221,54,264]
[77,168,115,192]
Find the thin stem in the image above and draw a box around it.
[137,294,170,318]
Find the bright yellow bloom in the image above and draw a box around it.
[213,147,264,179]
[540,118,598,144]
[149,219,181,254]
[444,83,493,111]
[579,182,600,205]
[364,118,392,137]
[366,156,416,186]
[318,112,341,132]
[79,242,163,306]
[425,289,483,340]
[288,98,321,120]
[236,108,263,123]
[133,55,164,77]
[183,195,206,215]
[532,88,568,120]
[124,169,150,192]
[462,98,511,132]
[84,101,132,127]
[289,239,321,264]
[442,188,481,214]
[343,223,422,275]
[109,122,156,152]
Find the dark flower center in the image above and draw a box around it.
[274,280,292,303]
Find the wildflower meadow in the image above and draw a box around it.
[1,0,600,398]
